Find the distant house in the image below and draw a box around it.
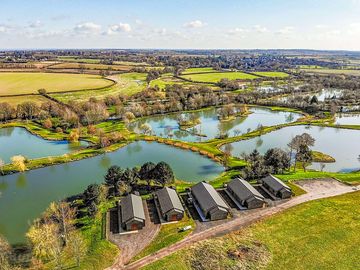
[227,178,265,209]
[119,194,146,231]
[155,187,185,222]
[191,182,229,221]
[260,175,292,199]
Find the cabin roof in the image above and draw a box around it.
[228,178,265,201]
[156,187,184,214]
[262,175,291,192]
[191,182,229,213]
[120,194,145,224]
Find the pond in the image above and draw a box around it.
[277,88,344,103]
[335,113,360,125]
[128,107,302,142]
[315,88,343,102]
[222,125,360,173]
[0,127,89,164]
[0,141,223,244]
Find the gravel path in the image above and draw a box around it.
[108,178,359,270]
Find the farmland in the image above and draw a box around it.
[252,71,289,78]
[300,68,360,76]
[0,72,113,95]
[50,72,147,102]
[181,71,259,83]
[182,67,216,74]
[0,95,51,106]
[48,62,133,71]
[150,75,219,90]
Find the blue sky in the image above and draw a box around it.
[1,0,360,50]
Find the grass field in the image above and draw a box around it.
[181,72,259,83]
[300,68,360,76]
[0,94,51,106]
[50,72,147,102]
[149,75,218,90]
[252,71,289,78]
[0,72,113,96]
[182,67,216,74]
[143,191,360,270]
[131,214,195,262]
[48,62,133,71]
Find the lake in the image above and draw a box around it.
[128,107,302,142]
[0,141,223,244]
[0,127,89,164]
[335,113,360,125]
[222,125,360,173]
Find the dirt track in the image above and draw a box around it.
[107,178,359,270]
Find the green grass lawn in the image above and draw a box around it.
[276,170,360,185]
[181,72,259,83]
[0,72,113,95]
[143,191,360,270]
[131,214,195,262]
[50,72,147,102]
[182,67,216,74]
[252,71,289,78]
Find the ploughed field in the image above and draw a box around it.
[0,72,113,95]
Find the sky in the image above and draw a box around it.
[1,0,360,50]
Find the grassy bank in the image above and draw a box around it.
[131,214,195,262]
[276,170,360,185]
[143,191,360,270]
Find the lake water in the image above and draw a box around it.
[0,141,223,244]
[222,125,360,173]
[129,107,302,142]
[335,113,360,125]
[0,127,89,163]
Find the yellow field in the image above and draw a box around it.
[0,95,50,106]
[0,72,114,96]
[48,62,133,71]
[50,72,148,102]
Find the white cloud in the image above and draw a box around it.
[29,20,42,28]
[227,27,246,35]
[253,25,268,33]
[106,23,131,35]
[184,20,206,28]
[315,24,328,29]
[74,22,101,35]
[0,25,7,33]
[154,28,167,36]
[276,26,294,35]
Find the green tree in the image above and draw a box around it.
[104,165,123,196]
[83,184,101,206]
[296,145,312,172]
[139,162,156,189]
[264,148,291,174]
[153,162,175,186]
